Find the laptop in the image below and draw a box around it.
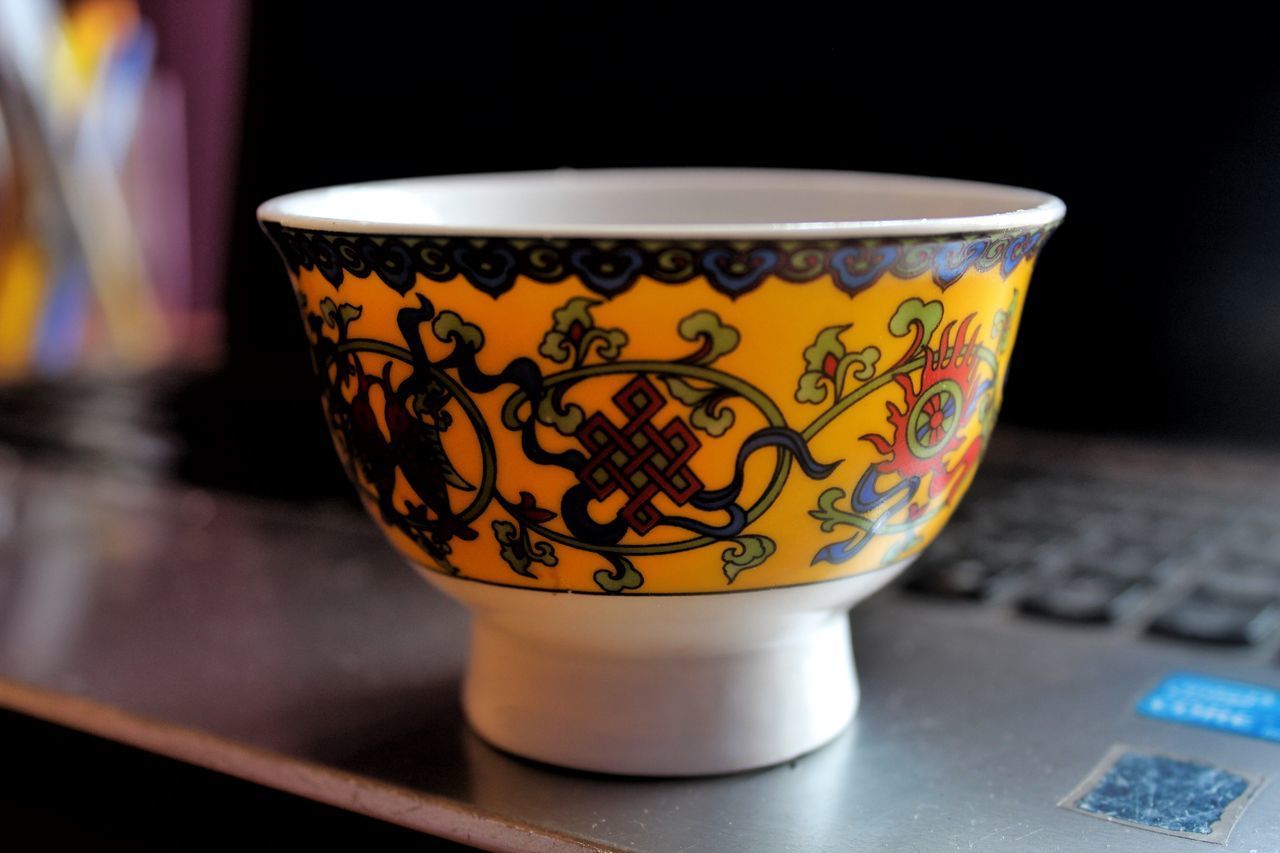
[2,394,1279,850]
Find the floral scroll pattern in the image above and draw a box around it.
[300,285,1013,594]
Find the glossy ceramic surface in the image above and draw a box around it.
[261,172,1059,595]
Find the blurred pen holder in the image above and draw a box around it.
[0,0,196,385]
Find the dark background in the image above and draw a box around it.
[185,5,1280,501]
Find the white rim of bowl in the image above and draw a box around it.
[256,168,1066,241]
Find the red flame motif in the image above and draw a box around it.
[861,314,987,513]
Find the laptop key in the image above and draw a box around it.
[1147,588,1280,646]
[1019,569,1150,624]
[1225,522,1280,559]
[1212,555,1280,582]
[904,558,1002,600]
[1203,570,1279,599]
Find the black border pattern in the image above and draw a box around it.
[262,222,1055,299]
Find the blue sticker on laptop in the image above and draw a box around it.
[1060,744,1263,842]
[1138,672,1280,742]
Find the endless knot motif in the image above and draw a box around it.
[576,376,704,534]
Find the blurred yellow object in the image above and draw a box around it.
[67,0,138,69]
[5,0,173,374]
[51,0,138,109]
[0,237,47,377]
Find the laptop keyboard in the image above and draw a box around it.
[901,447,1280,653]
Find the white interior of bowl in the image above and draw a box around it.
[257,168,1065,239]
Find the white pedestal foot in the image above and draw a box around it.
[426,563,910,776]
[464,613,858,776]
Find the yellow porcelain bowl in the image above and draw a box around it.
[259,169,1064,775]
